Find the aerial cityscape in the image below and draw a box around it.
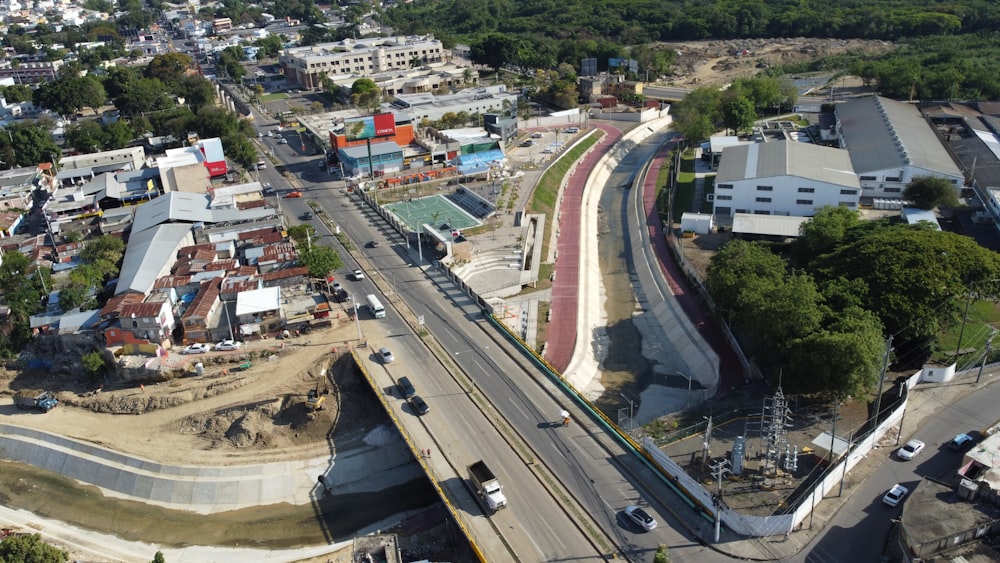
[2,0,1000,562]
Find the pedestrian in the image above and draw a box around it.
[784,531,790,541]
[427,448,432,458]
[140,384,145,393]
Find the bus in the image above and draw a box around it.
[366,294,385,319]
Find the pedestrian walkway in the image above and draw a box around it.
[545,125,622,372]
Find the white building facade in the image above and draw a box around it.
[714,141,861,217]
[280,35,448,90]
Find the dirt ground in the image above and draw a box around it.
[661,37,896,88]
[1,317,362,464]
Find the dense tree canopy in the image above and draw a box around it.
[903,176,960,210]
[0,532,68,562]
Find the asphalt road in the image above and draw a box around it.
[251,106,749,561]
[794,379,1000,563]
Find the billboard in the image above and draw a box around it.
[344,113,397,141]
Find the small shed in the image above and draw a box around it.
[681,212,715,235]
[901,208,941,231]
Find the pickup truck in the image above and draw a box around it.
[468,460,508,512]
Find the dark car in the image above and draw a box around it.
[396,377,416,399]
[410,395,430,415]
[301,211,314,220]
[366,240,380,248]
[949,433,975,451]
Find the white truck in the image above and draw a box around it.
[468,460,507,512]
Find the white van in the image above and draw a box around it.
[366,294,385,319]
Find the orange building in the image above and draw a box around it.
[329,122,415,152]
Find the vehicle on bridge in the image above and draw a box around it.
[468,460,507,513]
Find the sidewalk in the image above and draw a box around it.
[682,369,994,561]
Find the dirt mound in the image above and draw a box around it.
[662,38,896,87]
[225,410,275,448]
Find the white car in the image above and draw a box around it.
[214,340,242,351]
[565,126,580,134]
[897,439,925,461]
[882,484,909,507]
[624,505,657,532]
[352,269,365,280]
[182,343,210,354]
[379,346,395,364]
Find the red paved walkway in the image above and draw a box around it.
[643,146,743,392]
[545,125,622,373]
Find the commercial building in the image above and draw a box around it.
[714,140,860,217]
[279,35,448,90]
[387,85,518,124]
[835,95,963,202]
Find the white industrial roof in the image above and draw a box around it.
[235,286,281,316]
[732,213,809,238]
[716,140,859,188]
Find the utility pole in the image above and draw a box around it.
[872,336,893,427]
[976,328,997,384]
[709,458,730,542]
[955,288,974,360]
[701,416,714,469]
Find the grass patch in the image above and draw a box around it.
[260,93,287,102]
[528,131,603,262]
[701,175,716,213]
[931,299,1000,364]
[671,149,698,222]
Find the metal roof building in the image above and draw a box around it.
[115,223,195,296]
[835,96,963,201]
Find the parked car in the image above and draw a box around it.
[352,269,365,280]
[379,346,395,364]
[265,131,274,137]
[410,395,430,415]
[285,191,302,198]
[262,183,275,195]
[396,376,415,399]
[278,138,289,144]
[520,140,534,147]
[948,433,975,451]
[541,148,554,154]
[332,282,343,293]
[882,484,909,507]
[366,241,380,248]
[897,439,926,461]
[565,126,580,134]
[214,340,242,351]
[182,343,210,354]
[301,211,314,220]
[624,505,657,532]
[531,132,543,138]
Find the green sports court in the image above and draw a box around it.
[383,194,483,232]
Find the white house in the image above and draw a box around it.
[835,96,963,201]
[713,140,860,218]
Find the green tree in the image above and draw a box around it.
[66,120,106,154]
[351,78,381,113]
[790,205,864,266]
[103,119,136,149]
[33,76,106,116]
[177,75,217,112]
[0,532,69,562]
[152,551,166,563]
[115,77,173,118]
[721,93,756,134]
[470,33,521,75]
[144,52,194,86]
[299,245,344,279]
[653,544,670,563]
[814,228,1000,346]
[706,240,786,319]
[287,224,316,246]
[6,122,61,168]
[0,84,33,103]
[903,176,960,210]
[785,307,884,399]
[82,351,108,381]
[80,235,125,274]
[670,86,722,143]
